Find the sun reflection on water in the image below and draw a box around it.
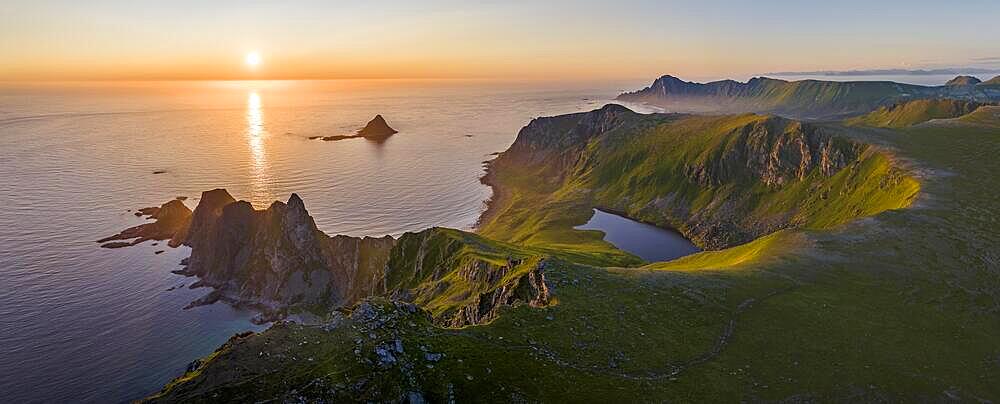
[246,91,273,207]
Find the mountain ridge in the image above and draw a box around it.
[618,74,1000,119]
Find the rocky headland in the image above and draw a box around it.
[101,189,549,326]
[479,104,917,251]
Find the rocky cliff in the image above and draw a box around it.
[356,114,398,140]
[492,104,661,183]
[482,105,918,251]
[97,199,192,248]
[102,190,544,326]
[681,116,861,187]
[382,228,551,327]
[179,193,394,310]
[102,189,395,317]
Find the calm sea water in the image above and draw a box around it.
[575,209,700,262]
[0,79,654,403]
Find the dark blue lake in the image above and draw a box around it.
[575,209,700,262]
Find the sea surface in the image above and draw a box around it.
[0,79,653,403]
[575,209,700,262]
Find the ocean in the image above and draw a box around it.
[0,79,652,402]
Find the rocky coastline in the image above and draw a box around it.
[101,189,550,327]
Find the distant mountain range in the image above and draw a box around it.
[617,74,1000,120]
[765,67,1000,77]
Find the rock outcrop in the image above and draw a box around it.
[489,104,658,184]
[168,189,234,248]
[312,115,398,142]
[356,114,398,140]
[98,199,192,248]
[180,193,395,309]
[103,189,396,316]
[683,116,861,187]
[101,190,545,326]
[442,262,550,327]
[382,227,552,327]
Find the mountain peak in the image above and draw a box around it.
[656,74,685,82]
[946,75,982,86]
[287,193,305,210]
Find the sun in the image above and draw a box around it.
[245,51,262,67]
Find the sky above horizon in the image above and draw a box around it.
[2,0,1000,81]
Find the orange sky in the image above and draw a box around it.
[2,1,999,81]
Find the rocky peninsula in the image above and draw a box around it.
[101,189,549,326]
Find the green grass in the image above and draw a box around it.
[148,108,1000,402]
[643,230,799,272]
[621,76,945,119]
[382,228,548,321]
[845,98,986,128]
[482,112,918,252]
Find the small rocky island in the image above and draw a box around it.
[310,114,398,142]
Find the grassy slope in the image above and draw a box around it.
[748,79,915,117]
[621,77,934,119]
[624,76,1000,120]
[149,112,1000,402]
[846,99,986,128]
[382,227,545,321]
[481,112,918,253]
[957,105,1000,126]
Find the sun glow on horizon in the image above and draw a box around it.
[245,51,262,68]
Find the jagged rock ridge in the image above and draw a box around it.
[101,189,395,317]
[101,190,549,326]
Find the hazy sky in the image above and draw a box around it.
[2,0,999,81]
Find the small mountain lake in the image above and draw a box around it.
[575,209,701,262]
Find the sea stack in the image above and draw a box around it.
[356,114,398,140]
